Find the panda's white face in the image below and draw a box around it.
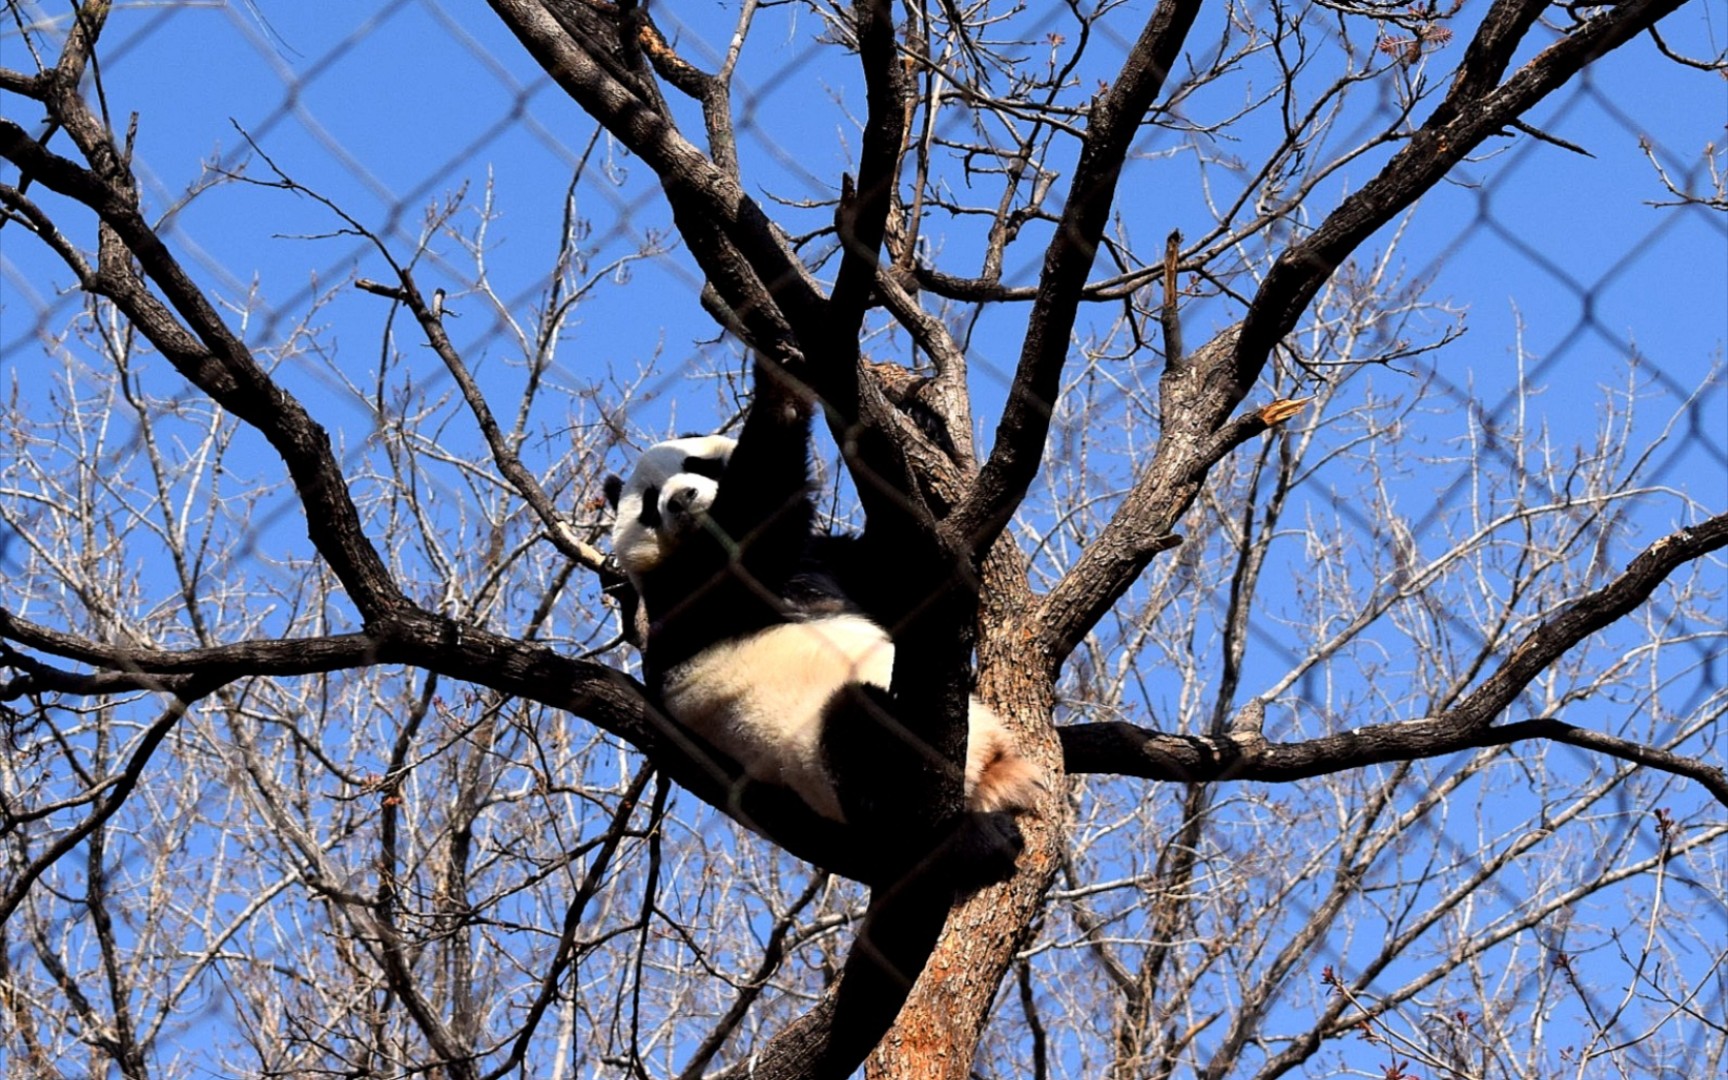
[609,435,736,578]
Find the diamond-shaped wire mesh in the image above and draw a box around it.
[0,2,1722,1076]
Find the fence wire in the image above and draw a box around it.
[1,2,1723,1077]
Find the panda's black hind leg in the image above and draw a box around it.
[820,683,1023,893]
[811,685,1024,1077]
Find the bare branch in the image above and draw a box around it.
[0,120,406,621]
[950,0,1207,554]
[0,702,186,927]
[1061,514,1728,803]
[486,0,821,359]
[481,764,658,1080]
[0,606,874,883]
[379,272,613,574]
[1233,0,1688,391]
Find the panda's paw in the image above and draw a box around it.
[948,811,1025,893]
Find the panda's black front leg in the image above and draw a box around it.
[699,361,820,603]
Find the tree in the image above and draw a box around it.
[2,1,1724,1077]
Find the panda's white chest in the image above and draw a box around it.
[659,614,895,821]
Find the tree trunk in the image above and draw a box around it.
[870,572,1065,1078]
[867,813,1062,1078]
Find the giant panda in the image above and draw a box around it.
[604,370,1043,881]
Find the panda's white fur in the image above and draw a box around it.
[610,435,1042,825]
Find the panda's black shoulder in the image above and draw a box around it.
[806,531,912,628]
[808,532,867,580]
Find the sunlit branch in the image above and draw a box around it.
[486,0,820,360]
[1233,0,1689,391]
[951,0,1207,556]
[1059,513,1728,805]
[0,120,407,621]
[483,764,657,1080]
[0,701,186,927]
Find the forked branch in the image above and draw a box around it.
[1059,514,1728,806]
[0,119,406,622]
[950,0,1207,554]
[1233,0,1689,391]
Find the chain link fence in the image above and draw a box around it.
[2,1,1723,1076]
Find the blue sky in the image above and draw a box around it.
[2,1,1725,1076]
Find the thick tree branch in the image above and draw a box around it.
[0,120,407,623]
[1443,512,1728,727]
[828,0,907,345]
[1060,513,1728,805]
[1430,0,1553,131]
[1035,0,1690,669]
[949,0,1205,555]
[1031,328,1247,667]
[1059,714,1728,808]
[630,6,753,178]
[821,1,943,585]
[868,276,978,466]
[710,826,1003,1080]
[0,607,874,882]
[0,609,380,685]
[1487,717,1728,804]
[17,512,1713,899]
[488,0,823,359]
[493,2,935,543]
[857,3,1209,866]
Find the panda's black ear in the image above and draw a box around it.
[603,475,624,509]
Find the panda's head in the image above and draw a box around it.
[605,434,737,579]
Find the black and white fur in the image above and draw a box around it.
[604,376,1042,876]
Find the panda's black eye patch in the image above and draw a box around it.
[637,485,662,528]
[682,455,727,481]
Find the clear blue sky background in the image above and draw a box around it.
[6,2,1722,477]
[1,1,1724,1075]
